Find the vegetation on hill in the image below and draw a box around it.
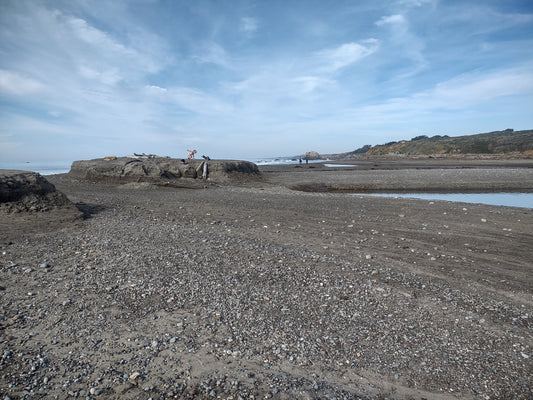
[348,129,533,156]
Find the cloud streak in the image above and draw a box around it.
[314,40,379,73]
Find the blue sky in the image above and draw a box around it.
[1,0,532,163]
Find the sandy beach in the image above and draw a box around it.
[1,159,532,399]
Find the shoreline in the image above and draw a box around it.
[1,160,532,399]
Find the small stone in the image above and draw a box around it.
[129,371,141,381]
[89,387,100,396]
[481,218,487,223]
[40,263,50,269]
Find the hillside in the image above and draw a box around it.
[348,129,533,157]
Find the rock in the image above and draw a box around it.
[305,151,320,160]
[129,371,141,381]
[68,157,261,185]
[0,170,78,214]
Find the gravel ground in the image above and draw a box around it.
[1,164,532,399]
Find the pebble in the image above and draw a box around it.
[129,372,141,381]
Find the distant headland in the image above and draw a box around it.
[300,129,533,160]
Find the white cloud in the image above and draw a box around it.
[194,42,231,68]
[376,14,406,26]
[146,85,168,94]
[314,40,379,73]
[423,69,533,108]
[78,65,121,86]
[375,13,426,76]
[0,70,46,95]
[241,17,258,34]
[352,67,533,122]
[292,76,335,95]
[1,3,167,90]
[396,0,437,8]
[145,85,233,115]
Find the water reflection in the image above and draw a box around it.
[356,192,533,208]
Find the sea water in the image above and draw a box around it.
[356,192,533,209]
[0,161,71,175]
[252,157,326,165]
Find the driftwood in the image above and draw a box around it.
[133,153,157,159]
[203,161,208,179]
[196,161,209,179]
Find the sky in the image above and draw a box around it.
[1,0,533,163]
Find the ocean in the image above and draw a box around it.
[252,157,325,165]
[0,161,72,176]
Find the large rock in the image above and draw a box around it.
[305,151,320,160]
[68,157,261,185]
[0,170,78,213]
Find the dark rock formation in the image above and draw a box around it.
[68,157,261,185]
[0,170,79,214]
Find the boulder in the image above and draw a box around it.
[68,157,261,185]
[0,170,78,214]
[305,151,320,160]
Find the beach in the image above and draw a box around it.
[1,159,532,399]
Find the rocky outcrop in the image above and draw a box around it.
[305,151,320,160]
[68,157,261,185]
[0,170,79,214]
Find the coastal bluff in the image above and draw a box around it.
[68,157,261,185]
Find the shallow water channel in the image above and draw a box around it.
[354,192,533,208]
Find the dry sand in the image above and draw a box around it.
[1,159,532,399]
